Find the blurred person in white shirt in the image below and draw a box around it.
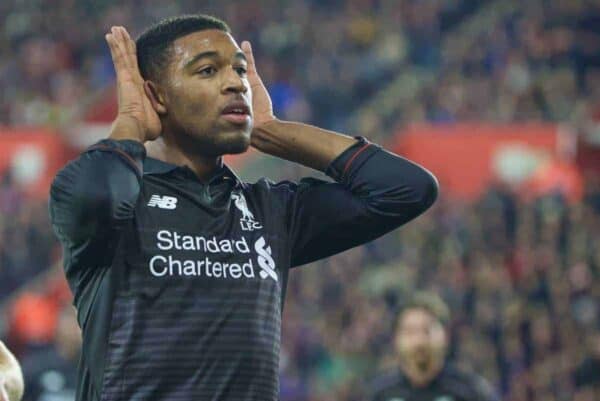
[0,341,24,401]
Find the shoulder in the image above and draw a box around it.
[441,365,499,401]
[244,176,331,199]
[246,176,330,190]
[245,177,298,193]
[368,369,405,400]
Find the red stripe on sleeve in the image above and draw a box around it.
[342,143,370,177]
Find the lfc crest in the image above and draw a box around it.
[231,193,263,231]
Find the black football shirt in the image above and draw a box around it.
[49,137,437,401]
[369,366,499,401]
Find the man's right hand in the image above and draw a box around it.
[105,26,161,142]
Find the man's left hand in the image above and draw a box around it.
[241,41,276,127]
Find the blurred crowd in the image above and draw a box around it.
[0,0,481,130]
[398,0,600,126]
[1,1,600,401]
[2,0,600,134]
[0,171,55,298]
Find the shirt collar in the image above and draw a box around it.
[143,157,243,187]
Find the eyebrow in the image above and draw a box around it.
[183,51,247,69]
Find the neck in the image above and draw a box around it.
[402,360,444,388]
[145,136,222,181]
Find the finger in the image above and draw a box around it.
[241,41,256,74]
[121,28,143,82]
[113,27,134,70]
[105,33,126,78]
[105,33,117,65]
[106,28,124,66]
[122,28,137,64]
[118,27,144,85]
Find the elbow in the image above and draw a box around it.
[70,176,130,221]
[416,169,439,213]
[366,167,438,220]
[50,159,136,241]
[49,173,110,241]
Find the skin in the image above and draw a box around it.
[395,308,448,388]
[146,30,254,158]
[0,341,23,401]
[55,306,82,362]
[105,26,356,180]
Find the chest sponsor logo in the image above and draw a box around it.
[148,230,278,282]
[231,193,262,231]
[255,236,277,282]
[147,195,178,210]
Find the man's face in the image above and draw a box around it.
[395,308,448,380]
[159,29,252,156]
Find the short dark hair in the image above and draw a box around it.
[136,14,231,82]
[397,291,451,328]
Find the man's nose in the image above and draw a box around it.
[222,69,248,94]
[411,333,429,347]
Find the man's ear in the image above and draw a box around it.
[144,81,167,115]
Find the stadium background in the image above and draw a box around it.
[1,0,600,400]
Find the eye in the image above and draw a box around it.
[234,66,247,77]
[197,66,216,76]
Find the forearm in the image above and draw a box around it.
[287,138,438,266]
[0,342,23,401]
[327,139,438,216]
[251,119,357,171]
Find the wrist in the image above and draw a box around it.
[253,114,278,129]
[109,115,147,143]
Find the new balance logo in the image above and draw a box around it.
[147,195,178,210]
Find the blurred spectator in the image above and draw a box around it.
[0,170,56,299]
[20,306,80,401]
[0,0,482,131]
[573,331,600,396]
[0,341,24,401]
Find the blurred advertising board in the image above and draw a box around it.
[392,123,582,201]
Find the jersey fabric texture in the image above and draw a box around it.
[369,366,500,401]
[49,137,437,401]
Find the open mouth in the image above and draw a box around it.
[221,102,251,125]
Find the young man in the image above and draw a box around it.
[370,293,499,401]
[0,341,23,401]
[49,15,437,401]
